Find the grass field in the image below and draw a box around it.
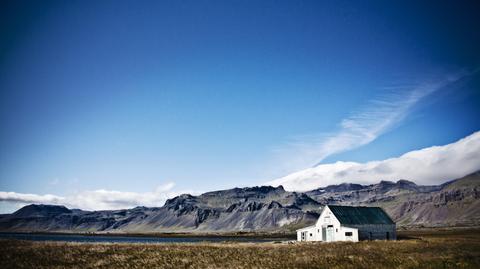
[1,229,479,269]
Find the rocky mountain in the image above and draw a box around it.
[0,172,478,233]
[305,172,480,227]
[0,186,320,233]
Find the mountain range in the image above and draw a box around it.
[0,172,478,233]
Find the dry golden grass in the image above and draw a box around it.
[1,229,479,269]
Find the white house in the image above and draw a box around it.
[297,205,396,242]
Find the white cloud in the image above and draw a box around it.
[0,182,199,213]
[270,72,468,174]
[0,192,65,205]
[267,131,480,191]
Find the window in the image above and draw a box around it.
[336,228,338,232]
[345,232,353,236]
[310,233,312,237]
[318,229,320,233]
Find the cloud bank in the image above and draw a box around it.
[267,131,480,191]
[271,72,468,174]
[0,182,197,213]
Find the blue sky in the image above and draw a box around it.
[0,1,479,211]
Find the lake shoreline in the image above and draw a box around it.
[0,231,295,244]
[0,231,296,239]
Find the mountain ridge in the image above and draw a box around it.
[0,172,478,233]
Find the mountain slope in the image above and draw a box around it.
[388,172,480,227]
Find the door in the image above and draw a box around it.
[326,225,334,242]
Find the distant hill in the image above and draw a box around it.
[305,171,480,227]
[0,172,478,233]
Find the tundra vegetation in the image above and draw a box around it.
[0,229,479,269]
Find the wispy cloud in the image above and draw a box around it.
[270,72,469,175]
[267,131,480,191]
[0,182,199,213]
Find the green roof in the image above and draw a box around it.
[328,205,395,225]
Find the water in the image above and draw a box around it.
[0,232,287,244]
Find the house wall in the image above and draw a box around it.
[297,226,321,242]
[315,205,339,228]
[348,224,397,240]
[314,205,359,242]
[337,226,359,242]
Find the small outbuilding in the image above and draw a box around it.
[297,205,396,242]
